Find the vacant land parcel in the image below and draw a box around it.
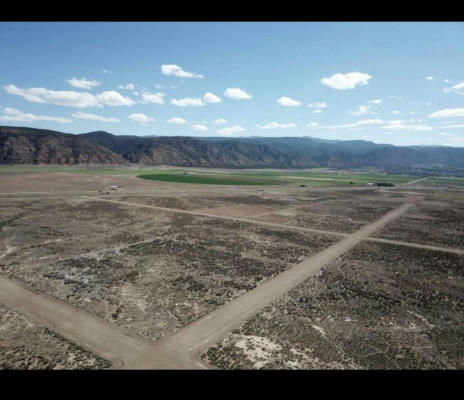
[0,191,337,346]
[203,241,464,369]
[1,167,463,369]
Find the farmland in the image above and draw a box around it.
[0,164,419,188]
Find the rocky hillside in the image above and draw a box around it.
[81,131,288,167]
[2,126,464,174]
[0,127,124,164]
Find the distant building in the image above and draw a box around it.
[108,185,120,190]
[366,182,394,187]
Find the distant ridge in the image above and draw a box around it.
[0,126,124,165]
[1,126,464,174]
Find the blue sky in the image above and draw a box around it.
[1,22,464,146]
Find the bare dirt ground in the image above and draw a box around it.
[1,169,463,369]
[0,193,337,346]
[0,303,111,369]
[203,241,464,369]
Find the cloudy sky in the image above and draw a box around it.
[1,22,464,147]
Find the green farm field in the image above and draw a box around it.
[137,173,281,186]
[0,165,420,187]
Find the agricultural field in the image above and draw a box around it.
[0,164,419,188]
[426,177,464,187]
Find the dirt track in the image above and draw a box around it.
[0,277,155,368]
[125,201,416,368]
[0,200,417,369]
[90,196,349,238]
[365,237,464,255]
[90,196,463,256]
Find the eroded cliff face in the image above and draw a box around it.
[0,127,124,165]
[2,126,464,173]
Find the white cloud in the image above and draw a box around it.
[4,84,100,107]
[212,118,227,125]
[67,77,101,90]
[2,107,21,115]
[277,96,301,106]
[170,97,205,107]
[313,118,432,132]
[426,76,434,81]
[257,122,296,130]
[102,69,112,74]
[161,64,204,79]
[392,110,400,115]
[154,84,164,89]
[118,83,135,90]
[444,79,450,83]
[224,88,252,100]
[307,122,319,128]
[72,112,119,122]
[218,125,246,136]
[356,119,385,126]
[429,108,464,118]
[4,84,135,108]
[321,72,371,90]
[313,109,322,114]
[440,123,464,129]
[350,105,369,116]
[306,119,385,130]
[168,117,187,124]
[129,113,154,124]
[367,99,382,105]
[0,107,71,124]
[141,92,165,104]
[443,82,464,95]
[382,120,432,131]
[203,92,221,104]
[192,124,208,131]
[308,101,327,109]
[96,91,135,106]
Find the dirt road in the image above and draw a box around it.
[0,200,419,369]
[90,196,349,238]
[400,176,431,186]
[124,201,416,368]
[0,277,155,368]
[91,196,463,255]
[365,237,464,255]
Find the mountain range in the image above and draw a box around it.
[1,125,464,175]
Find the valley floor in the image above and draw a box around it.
[0,168,463,369]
